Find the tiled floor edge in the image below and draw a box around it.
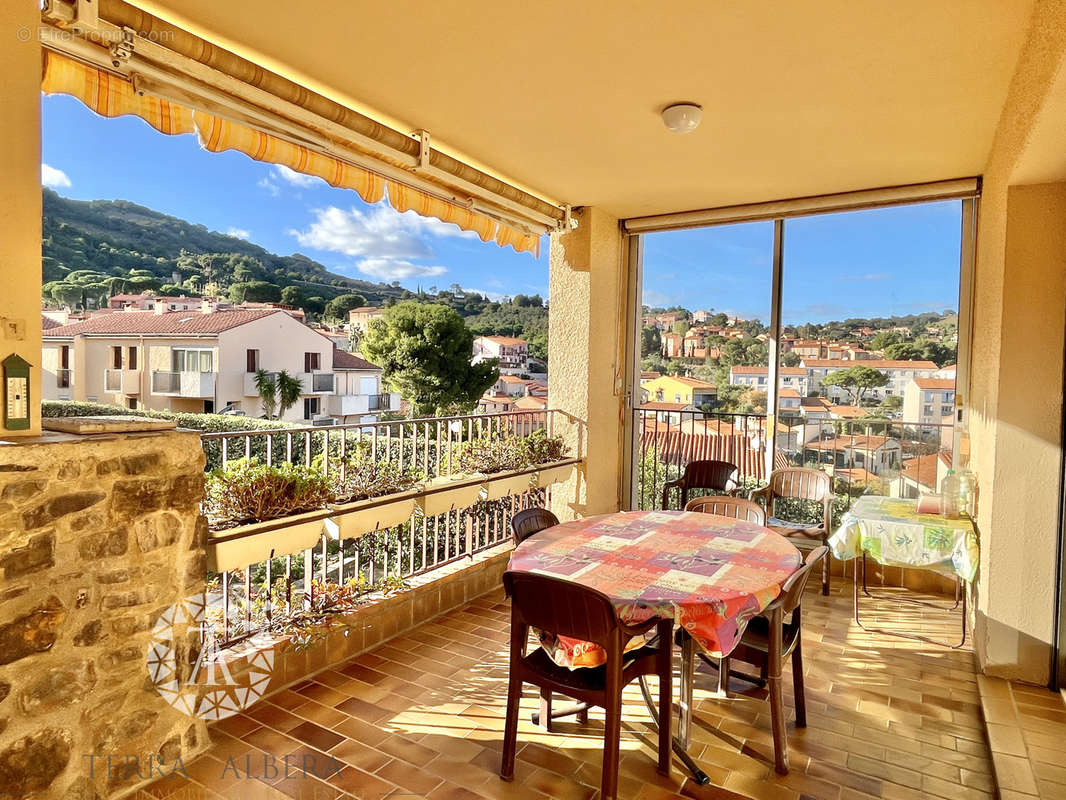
[976,673,1066,798]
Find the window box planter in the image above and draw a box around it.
[207,510,332,572]
[328,493,419,539]
[481,470,536,501]
[418,474,486,517]
[532,461,577,489]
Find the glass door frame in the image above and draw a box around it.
[620,181,980,511]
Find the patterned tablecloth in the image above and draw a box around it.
[507,510,801,667]
[829,495,979,581]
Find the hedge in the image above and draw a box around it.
[42,400,303,470]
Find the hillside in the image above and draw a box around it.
[39,189,550,355]
[41,188,409,308]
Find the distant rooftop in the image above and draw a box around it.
[43,308,283,337]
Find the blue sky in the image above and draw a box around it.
[43,94,960,322]
[643,202,961,324]
[41,94,548,300]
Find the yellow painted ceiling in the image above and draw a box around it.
[136,1,1035,218]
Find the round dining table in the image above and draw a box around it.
[507,509,801,783]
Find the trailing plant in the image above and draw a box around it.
[323,442,422,503]
[446,430,568,475]
[204,458,332,527]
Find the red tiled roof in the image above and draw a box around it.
[640,401,692,411]
[730,366,806,375]
[41,315,61,330]
[806,434,897,451]
[42,309,282,337]
[803,359,938,369]
[477,335,527,346]
[912,378,955,390]
[901,450,952,490]
[828,405,867,418]
[332,348,379,370]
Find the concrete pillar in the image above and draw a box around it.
[0,1,43,436]
[547,207,628,519]
[971,182,1066,684]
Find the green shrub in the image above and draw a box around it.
[323,441,422,503]
[447,430,568,474]
[204,458,332,527]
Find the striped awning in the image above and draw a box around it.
[41,51,542,255]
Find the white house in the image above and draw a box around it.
[801,359,939,401]
[902,377,956,427]
[42,308,397,423]
[728,365,809,396]
[472,335,529,372]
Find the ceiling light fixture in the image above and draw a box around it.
[661,103,702,134]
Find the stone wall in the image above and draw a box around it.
[0,430,209,799]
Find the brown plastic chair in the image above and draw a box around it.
[510,507,559,545]
[749,468,833,594]
[661,459,739,509]
[501,571,673,799]
[716,546,828,774]
[684,495,767,525]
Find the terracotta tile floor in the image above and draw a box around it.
[138,579,995,800]
[977,675,1066,799]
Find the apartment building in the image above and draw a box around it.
[728,365,810,396]
[902,377,956,426]
[640,374,717,407]
[41,308,397,423]
[801,358,939,400]
[472,335,529,372]
[347,306,385,333]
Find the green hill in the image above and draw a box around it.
[40,188,409,309]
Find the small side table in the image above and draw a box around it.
[829,495,978,649]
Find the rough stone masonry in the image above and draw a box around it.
[0,429,210,799]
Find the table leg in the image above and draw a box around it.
[678,631,696,748]
[637,672,710,787]
[854,556,969,648]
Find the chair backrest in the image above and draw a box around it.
[503,571,620,649]
[684,495,766,525]
[683,460,739,493]
[510,507,559,545]
[777,546,829,614]
[768,468,831,502]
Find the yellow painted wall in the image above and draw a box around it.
[641,375,709,405]
[0,1,42,435]
[548,207,626,518]
[967,0,1066,684]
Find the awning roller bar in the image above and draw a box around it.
[623,178,982,234]
[39,0,566,236]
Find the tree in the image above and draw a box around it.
[883,342,923,361]
[229,280,281,304]
[870,330,903,351]
[781,352,802,367]
[672,320,691,337]
[640,326,662,358]
[254,370,277,419]
[276,370,304,418]
[280,285,305,308]
[361,301,500,416]
[823,365,889,405]
[324,293,368,321]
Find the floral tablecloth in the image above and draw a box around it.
[829,495,979,581]
[507,510,801,666]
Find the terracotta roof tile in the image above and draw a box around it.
[42,309,282,337]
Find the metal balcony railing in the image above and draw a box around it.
[368,393,391,411]
[200,409,583,647]
[638,405,955,524]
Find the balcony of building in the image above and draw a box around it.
[103,367,141,395]
[151,369,218,397]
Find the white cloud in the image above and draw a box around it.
[463,287,509,302]
[356,258,447,280]
[226,227,251,240]
[273,165,318,187]
[841,272,893,282]
[41,163,71,188]
[289,205,440,260]
[257,176,280,197]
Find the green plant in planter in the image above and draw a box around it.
[446,430,568,475]
[316,441,423,503]
[204,458,332,527]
